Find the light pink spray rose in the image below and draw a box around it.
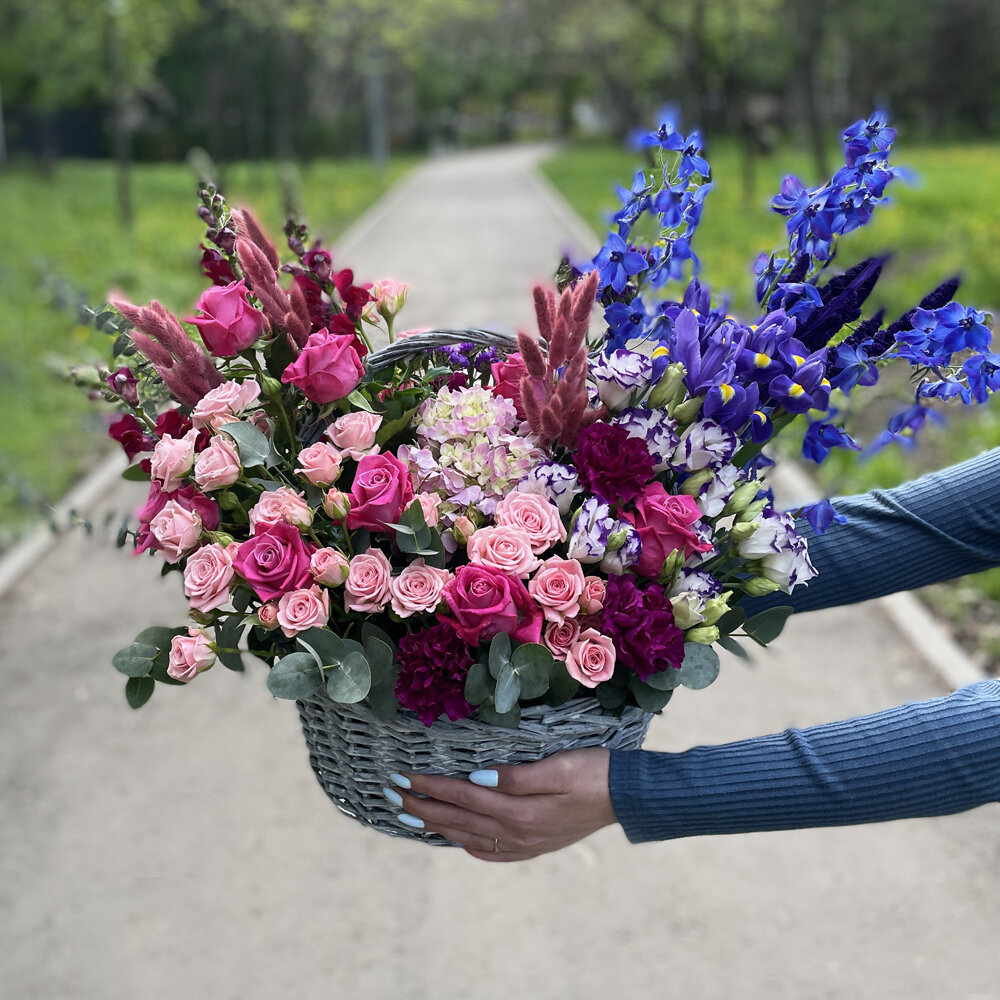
[249,487,314,530]
[323,488,352,521]
[344,452,414,532]
[310,547,350,586]
[187,279,268,357]
[193,434,242,491]
[150,500,203,562]
[494,491,567,554]
[325,411,383,460]
[528,556,585,624]
[409,492,441,528]
[565,628,617,688]
[150,429,198,492]
[372,278,409,319]
[277,586,331,638]
[467,525,540,578]
[192,379,262,431]
[542,618,581,661]
[281,331,365,404]
[257,601,281,631]
[183,542,235,612]
[344,549,393,613]
[167,628,216,682]
[580,576,607,615]
[295,442,343,487]
[388,559,453,617]
[451,515,477,546]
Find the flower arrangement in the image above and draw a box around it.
[89,112,995,736]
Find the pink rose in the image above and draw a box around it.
[193,435,242,491]
[345,452,414,532]
[135,482,219,556]
[277,586,331,638]
[281,331,365,404]
[295,442,343,487]
[344,549,393,613]
[167,628,216,682]
[580,576,607,615]
[192,379,262,431]
[565,628,617,688]
[542,618,581,660]
[249,487,313,530]
[325,411,383,460]
[439,564,542,646]
[233,521,315,601]
[150,430,198,492]
[310,547,350,586]
[183,542,235,612]
[467,525,539,578]
[490,352,529,419]
[494,491,567,554]
[187,279,269,357]
[388,559,453,617]
[257,601,281,631]
[627,482,714,579]
[409,492,441,528]
[527,556,585,624]
[323,488,352,521]
[451,515,477,546]
[149,500,203,563]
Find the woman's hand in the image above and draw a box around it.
[387,747,617,862]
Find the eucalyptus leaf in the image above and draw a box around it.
[134,626,185,651]
[215,616,247,672]
[266,652,324,700]
[363,637,395,686]
[511,643,552,699]
[743,606,794,645]
[121,463,151,482]
[476,700,521,729]
[493,663,521,715]
[232,587,254,614]
[594,683,629,712]
[125,676,155,709]
[546,660,580,707]
[219,421,271,467]
[367,681,400,722]
[715,606,747,636]
[326,652,372,704]
[362,622,396,650]
[113,642,159,678]
[643,666,684,691]
[464,661,494,706]
[718,634,751,660]
[488,632,512,678]
[627,677,674,713]
[296,628,346,667]
[678,643,721,690]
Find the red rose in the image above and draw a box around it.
[232,521,315,602]
[490,352,529,418]
[626,482,713,578]
[187,279,268,357]
[281,331,366,404]
[345,452,414,532]
[438,564,543,647]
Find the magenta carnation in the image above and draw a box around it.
[600,573,684,680]
[574,422,655,507]
[395,624,476,726]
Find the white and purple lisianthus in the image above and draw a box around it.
[672,418,738,472]
[516,461,582,516]
[590,349,653,411]
[612,406,681,472]
[738,508,817,591]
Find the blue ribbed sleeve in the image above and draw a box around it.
[609,680,1000,842]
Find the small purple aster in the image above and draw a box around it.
[395,624,476,726]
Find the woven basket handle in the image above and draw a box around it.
[364,328,521,375]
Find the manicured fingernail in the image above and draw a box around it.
[398,813,424,829]
[383,787,403,808]
[388,772,411,789]
[469,769,498,788]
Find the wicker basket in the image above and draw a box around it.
[297,691,654,845]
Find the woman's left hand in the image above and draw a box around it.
[387,747,617,862]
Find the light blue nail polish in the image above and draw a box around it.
[388,772,411,790]
[398,813,424,829]
[469,769,499,788]
[383,787,403,808]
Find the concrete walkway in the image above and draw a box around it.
[2,145,998,1000]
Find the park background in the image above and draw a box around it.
[2,0,1000,664]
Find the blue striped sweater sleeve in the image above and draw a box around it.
[609,680,1000,842]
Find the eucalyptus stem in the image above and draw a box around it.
[247,353,297,459]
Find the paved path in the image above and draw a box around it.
[3,145,998,1000]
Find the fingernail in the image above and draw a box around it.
[469,769,498,788]
[383,787,403,808]
[398,813,424,829]
[388,772,411,790]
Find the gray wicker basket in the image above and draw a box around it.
[297,690,654,846]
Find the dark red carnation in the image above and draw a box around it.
[108,414,154,461]
[574,422,655,507]
[600,573,685,680]
[395,624,476,726]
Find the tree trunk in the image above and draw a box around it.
[107,6,133,229]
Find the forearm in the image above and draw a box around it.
[608,679,1000,842]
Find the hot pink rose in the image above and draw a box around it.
[325,411,383,460]
[187,279,269,357]
[494,491,567,554]
[388,559,453,618]
[249,487,313,530]
[490,352,529,419]
[467,525,539,578]
[183,542,235,612]
[344,549,392,613]
[150,430,198,492]
[310,547,350,586]
[579,576,607,615]
[345,452,414,532]
[542,618,581,660]
[439,564,542,646]
[528,556,585,624]
[149,500,203,563]
[565,628,616,688]
[233,521,315,601]
[277,586,330,638]
[295,442,343,487]
[193,434,242,491]
[192,379,262,431]
[281,331,365,404]
[627,482,713,579]
[167,628,216,682]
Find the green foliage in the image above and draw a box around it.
[742,607,794,646]
[266,651,323,699]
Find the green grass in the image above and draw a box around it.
[0,155,416,547]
